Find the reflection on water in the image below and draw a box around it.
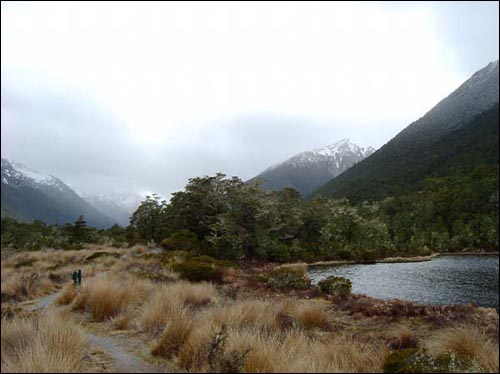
[308,255,499,309]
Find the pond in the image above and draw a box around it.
[308,255,499,309]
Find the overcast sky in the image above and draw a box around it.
[1,1,499,198]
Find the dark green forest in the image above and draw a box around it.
[3,167,498,262]
[314,103,499,203]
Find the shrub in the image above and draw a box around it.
[160,230,200,253]
[382,348,430,373]
[171,258,225,283]
[336,249,353,260]
[318,276,352,297]
[267,268,311,290]
[383,348,484,373]
[425,325,499,373]
[358,250,378,263]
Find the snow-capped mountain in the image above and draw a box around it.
[81,191,144,227]
[2,159,63,190]
[249,139,375,196]
[1,158,116,228]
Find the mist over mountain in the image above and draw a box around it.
[81,191,144,227]
[249,139,375,196]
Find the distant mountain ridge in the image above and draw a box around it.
[313,60,500,201]
[249,139,375,196]
[1,158,116,228]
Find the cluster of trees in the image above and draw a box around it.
[127,172,498,262]
[3,169,497,262]
[1,215,127,251]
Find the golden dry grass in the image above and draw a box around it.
[56,283,78,305]
[166,281,219,308]
[177,321,218,371]
[287,301,332,330]
[2,247,497,374]
[1,310,86,373]
[150,310,194,358]
[72,274,154,321]
[205,299,286,332]
[138,286,186,335]
[180,326,387,373]
[425,325,499,372]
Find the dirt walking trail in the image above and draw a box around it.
[23,283,175,373]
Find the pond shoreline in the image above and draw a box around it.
[281,250,498,269]
[305,252,499,310]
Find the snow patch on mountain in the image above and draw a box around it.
[1,158,64,191]
[266,139,375,172]
[10,161,55,184]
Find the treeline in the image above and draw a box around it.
[128,171,498,262]
[2,169,497,261]
[1,215,127,251]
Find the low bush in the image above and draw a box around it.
[383,347,484,373]
[171,256,229,283]
[160,230,200,253]
[318,276,352,297]
[267,268,311,290]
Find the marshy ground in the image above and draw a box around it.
[1,245,498,373]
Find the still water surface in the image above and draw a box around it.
[308,255,499,309]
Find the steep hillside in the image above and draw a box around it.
[313,60,499,202]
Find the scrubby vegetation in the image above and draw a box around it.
[1,174,498,373]
[2,171,498,264]
[1,245,498,373]
[318,276,352,297]
[1,310,86,373]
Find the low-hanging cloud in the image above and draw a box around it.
[1,2,498,199]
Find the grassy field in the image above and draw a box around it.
[1,245,498,373]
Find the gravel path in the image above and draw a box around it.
[21,276,173,373]
[84,331,166,373]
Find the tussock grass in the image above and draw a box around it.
[55,284,78,305]
[167,281,219,308]
[388,326,418,350]
[72,274,154,321]
[111,312,134,330]
[207,299,284,332]
[1,310,86,373]
[425,325,499,372]
[138,286,187,335]
[150,310,194,358]
[180,326,387,373]
[178,321,218,371]
[139,281,218,335]
[288,301,332,330]
[1,270,56,302]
